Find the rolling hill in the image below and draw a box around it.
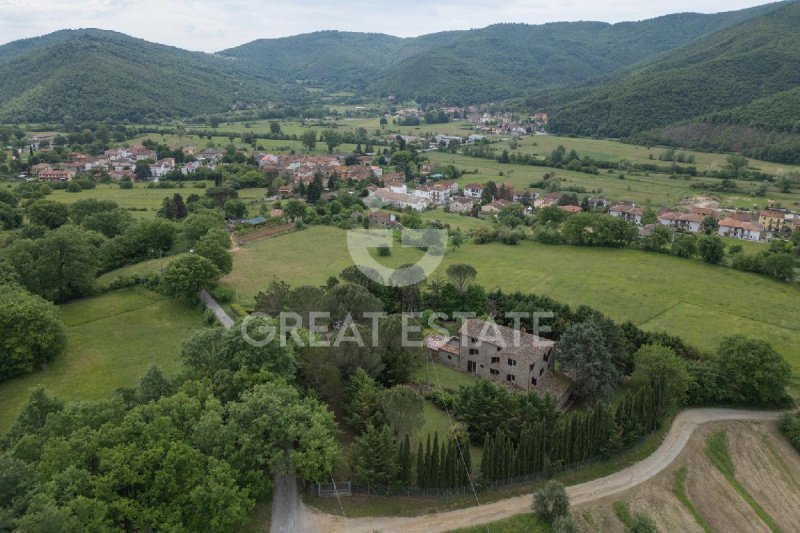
[219,4,782,104]
[536,1,800,142]
[0,2,790,122]
[0,29,273,123]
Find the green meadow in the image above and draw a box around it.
[49,184,268,218]
[222,226,800,389]
[0,288,206,432]
[430,152,800,210]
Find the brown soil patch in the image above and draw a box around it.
[235,224,294,244]
[575,421,800,533]
[726,421,800,531]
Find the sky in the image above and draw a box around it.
[0,0,776,52]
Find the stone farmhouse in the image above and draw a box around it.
[424,319,573,408]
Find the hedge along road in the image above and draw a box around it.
[303,408,782,532]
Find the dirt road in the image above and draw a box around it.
[303,408,781,532]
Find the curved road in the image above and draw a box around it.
[304,408,781,532]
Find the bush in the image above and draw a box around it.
[779,412,800,452]
[229,303,248,318]
[552,515,579,533]
[533,481,571,524]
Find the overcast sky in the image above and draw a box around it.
[0,0,775,52]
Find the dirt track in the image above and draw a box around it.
[303,408,781,532]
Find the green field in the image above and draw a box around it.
[515,134,800,177]
[430,152,800,210]
[96,254,186,288]
[48,184,268,218]
[0,288,206,432]
[222,226,800,390]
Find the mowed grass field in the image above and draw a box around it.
[0,288,206,432]
[515,134,800,177]
[49,184,268,218]
[430,152,800,210]
[223,226,800,389]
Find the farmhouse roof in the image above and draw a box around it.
[459,319,555,363]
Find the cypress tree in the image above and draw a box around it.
[398,434,412,485]
[439,437,448,488]
[430,433,440,488]
[416,441,425,487]
[462,439,472,484]
[481,433,494,481]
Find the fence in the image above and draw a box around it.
[315,430,660,499]
[316,481,351,497]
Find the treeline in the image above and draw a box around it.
[481,385,661,481]
[0,319,339,531]
[480,203,799,284]
[462,143,702,178]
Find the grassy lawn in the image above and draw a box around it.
[96,254,186,288]
[0,288,206,433]
[429,152,800,210]
[414,361,477,391]
[49,184,268,219]
[223,226,800,389]
[516,134,800,177]
[420,209,490,233]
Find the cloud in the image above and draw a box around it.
[0,0,774,52]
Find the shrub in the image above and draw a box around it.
[779,412,800,452]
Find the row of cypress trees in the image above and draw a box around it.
[415,432,472,489]
[480,380,665,482]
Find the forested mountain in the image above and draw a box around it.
[0,30,273,123]
[220,3,782,104]
[537,1,800,140]
[218,31,406,91]
[0,2,789,122]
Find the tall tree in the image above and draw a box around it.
[557,318,621,403]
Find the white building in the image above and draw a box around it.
[463,183,486,199]
[657,211,704,234]
[370,188,429,212]
[717,218,763,241]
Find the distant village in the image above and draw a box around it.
[21,109,799,244]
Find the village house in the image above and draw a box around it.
[448,197,474,214]
[30,163,52,177]
[535,191,562,208]
[657,210,704,234]
[130,147,158,162]
[198,148,224,164]
[513,189,538,204]
[423,319,572,408]
[481,199,514,214]
[558,205,583,214]
[759,209,786,233]
[38,169,75,182]
[149,158,176,178]
[369,211,401,228]
[463,183,486,199]
[413,182,454,206]
[369,187,429,212]
[609,203,644,225]
[587,197,608,209]
[386,179,408,194]
[717,218,763,241]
